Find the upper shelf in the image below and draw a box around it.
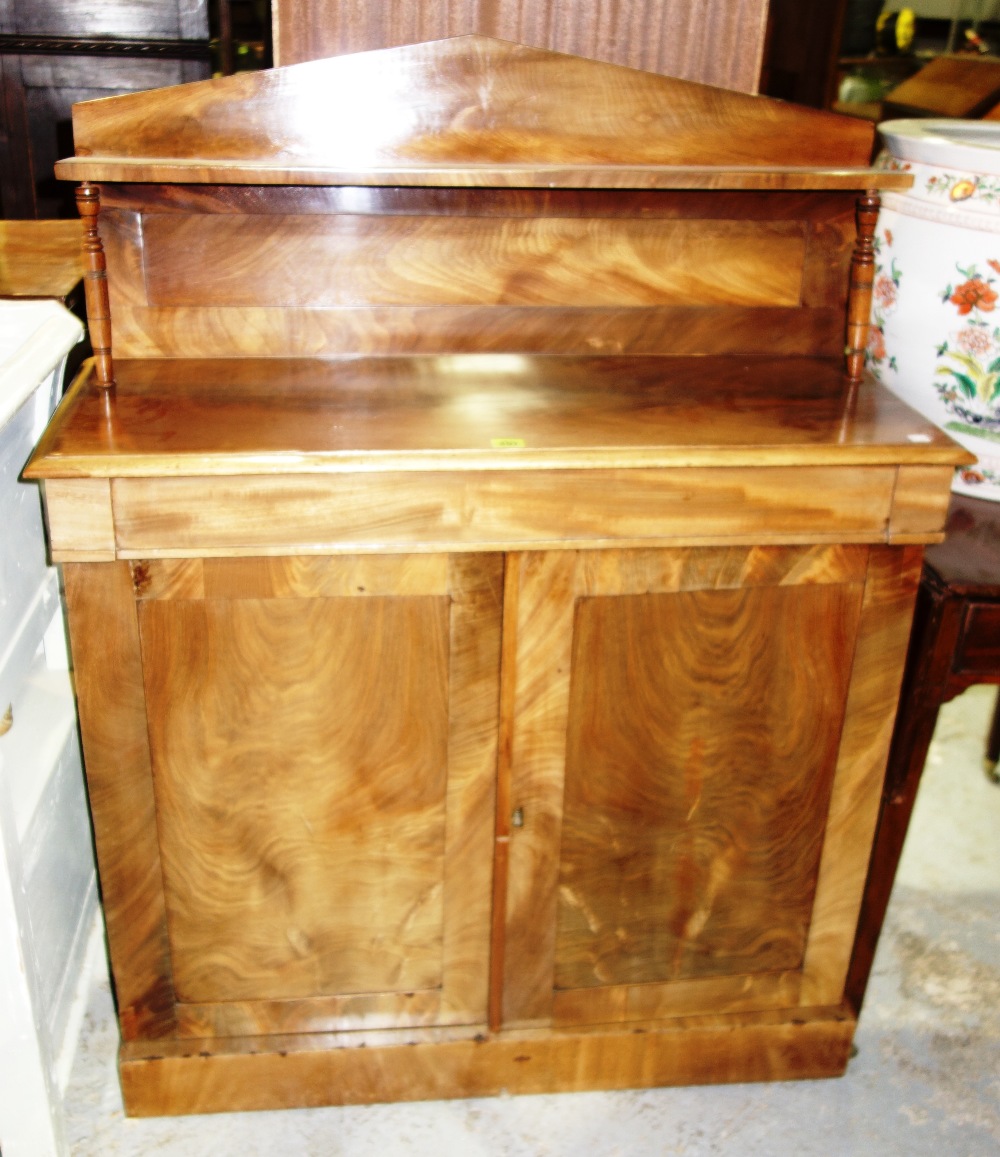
[54,36,912,191]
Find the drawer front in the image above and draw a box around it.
[99,466,899,557]
[955,601,1000,676]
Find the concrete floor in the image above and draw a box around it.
[64,686,1000,1156]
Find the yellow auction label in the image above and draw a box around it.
[491,438,526,448]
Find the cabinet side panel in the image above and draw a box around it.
[62,562,178,1039]
[801,545,923,1005]
[556,583,863,991]
[138,593,451,1003]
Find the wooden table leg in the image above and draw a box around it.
[844,573,965,1014]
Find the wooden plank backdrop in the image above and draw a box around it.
[271,0,771,94]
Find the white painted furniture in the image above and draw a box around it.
[0,300,96,1157]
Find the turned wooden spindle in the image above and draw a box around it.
[845,190,880,383]
[76,182,116,390]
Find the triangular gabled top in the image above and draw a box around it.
[56,36,903,190]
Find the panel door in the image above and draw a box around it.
[499,544,921,1028]
[64,553,502,1040]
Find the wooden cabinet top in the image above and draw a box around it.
[55,35,909,190]
[27,355,968,479]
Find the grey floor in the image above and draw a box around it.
[65,686,1000,1156]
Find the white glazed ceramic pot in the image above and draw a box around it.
[873,119,1000,500]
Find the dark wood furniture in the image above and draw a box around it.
[26,35,970,1117]
[0,0,209,219]
[847,492,1000,1011]
[271,0,770,93]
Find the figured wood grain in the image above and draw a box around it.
[174,990,445,1038]
[140,214,806,309]
[272,0,771,95]
[62,563,177,1039]
[105,467,899,558]
[93,187,856,361]
[129,554,451,600]
[101,303,850,361]
[117,1007,855,1115]
[572,544,871,598]
[41,477,115,560]
[504,545,875,1031]
[501,550,577,1026]
[99,208,149,312]
[0,219,82,299]
[126,553,500,1031]
[27,358,967,482]
[555,581,863,992]
[889,466,958,542]
[138,590,451,1002]
[551,970,803,1026]
[439,553,504,1021]
[59,36,889,186]
[799,546,923,1006]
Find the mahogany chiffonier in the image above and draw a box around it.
[25,37,971,1116]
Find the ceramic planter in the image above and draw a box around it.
[874,119,1000,500]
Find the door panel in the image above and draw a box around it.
[67,553,503,1039]
[557,582,862,991]
[501,545,919,1027]
[139,594,451,1003]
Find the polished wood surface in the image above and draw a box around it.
[0,219,81,298]
[101,466,901,556]
[62,562,178,1040]
[39,477,115,561]
[54,37,903,188]
[140,593,450,1003]
[90,185,869,361]
[30,358,970,563]
[142,215,808,309]
[117,1008,855,1115]
[33,32,968,1115]
[81,185,873,363]
[272,0,771,95]
[799,545,922,1006]
[499,544,912,1030]
[846,192,879,383]
[63,554,502,1040]
[27,357,964,479]
[556,583,860,989]
[76,183,115,387]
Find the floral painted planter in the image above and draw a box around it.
[873,120,1000,500]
